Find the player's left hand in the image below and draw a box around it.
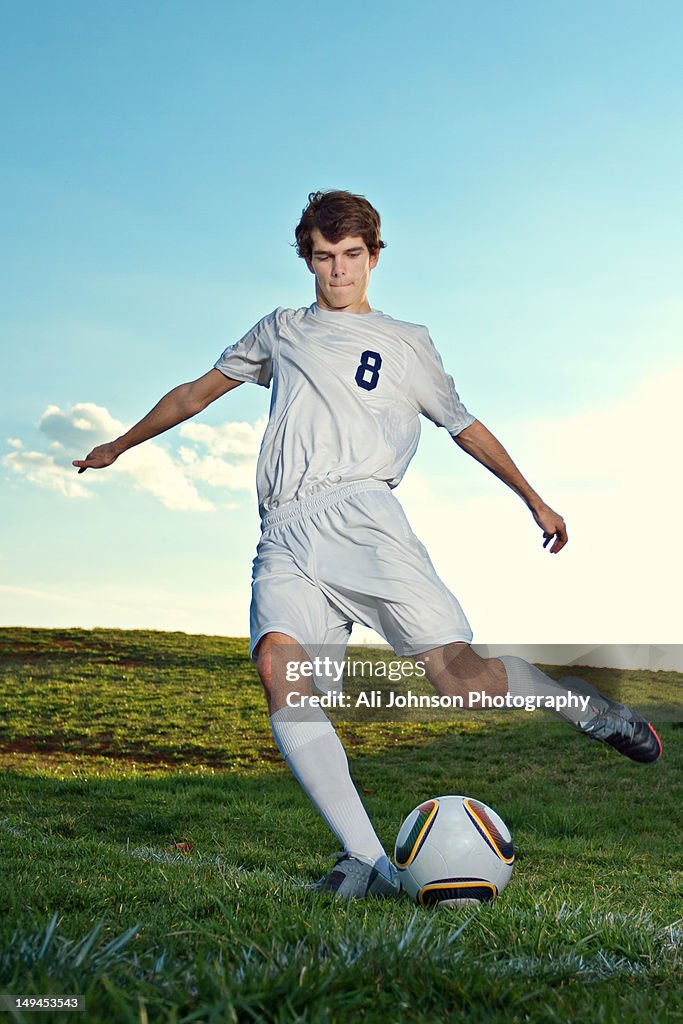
[532,504,568,554]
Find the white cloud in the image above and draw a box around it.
[175,416,266,494]
[178,448,257,493]
[3,402,266,513]
[3,447,94,499]
[119,445,214,512]
[40,402,125,449]
[180,417,266,458]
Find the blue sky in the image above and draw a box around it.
[2,1,681,642]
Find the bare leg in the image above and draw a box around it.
[420,643,610,727]
[254,631,313,714]
[416,642,662,763]
[420,642,507,700]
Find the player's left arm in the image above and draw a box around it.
[454,419,568,553]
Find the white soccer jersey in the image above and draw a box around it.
[214,304,475,514]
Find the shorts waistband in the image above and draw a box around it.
[261,479,389,528]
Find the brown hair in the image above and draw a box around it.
[294,190,387,260]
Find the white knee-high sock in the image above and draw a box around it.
[270,704,386,863]
[500,655,605,726]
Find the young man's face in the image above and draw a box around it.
[306,228,379,314]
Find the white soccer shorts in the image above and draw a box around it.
[250,480,472,658]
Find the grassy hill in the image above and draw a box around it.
[0,628,680,1023]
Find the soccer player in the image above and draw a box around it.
[73,190,662,899]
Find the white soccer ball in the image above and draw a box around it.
[394,795,514,907]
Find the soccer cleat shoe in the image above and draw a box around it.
[308,852,401,900]
[575,690,662,764]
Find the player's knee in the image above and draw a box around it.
[253,631,299,695]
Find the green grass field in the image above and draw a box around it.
[0,627,681,1023]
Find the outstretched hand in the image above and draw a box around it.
[532,503,568,554]
[72,441,121,474]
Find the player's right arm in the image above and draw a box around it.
[72,369,242,473]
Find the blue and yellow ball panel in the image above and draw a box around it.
[419,878,498,906]
[464,798,515,864]
[395,799,439,868]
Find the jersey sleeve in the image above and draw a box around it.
[408,329,476,436]
[213,309,281,387]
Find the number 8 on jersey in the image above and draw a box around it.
[355,350,383,391]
